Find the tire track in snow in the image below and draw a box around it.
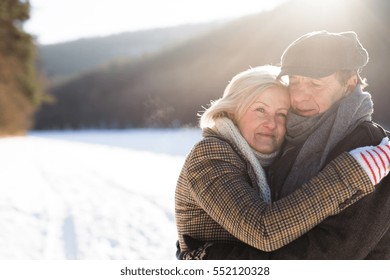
[30,140,79,259]
[62,214,78,259]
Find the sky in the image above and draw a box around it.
[24,0,287,45]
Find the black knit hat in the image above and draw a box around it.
[278,31,369,79]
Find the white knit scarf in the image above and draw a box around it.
[214,117,279,203]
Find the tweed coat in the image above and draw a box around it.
[268,121,390,259]
[175,128,374,257]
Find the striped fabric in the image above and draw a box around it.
[175,130,374,253]
[349,138,390,185]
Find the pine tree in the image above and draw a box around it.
[0,0,46,135]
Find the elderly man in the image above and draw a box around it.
[268,30,390,259]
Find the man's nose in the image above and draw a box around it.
[290,83,310,103]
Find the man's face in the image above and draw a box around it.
[288,74,347,117]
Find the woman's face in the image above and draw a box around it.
[237,86,290,154]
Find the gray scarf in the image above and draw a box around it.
[281,86,373,197]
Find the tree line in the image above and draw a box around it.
[0,0,47,135]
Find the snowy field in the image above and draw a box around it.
[0,128,202,260]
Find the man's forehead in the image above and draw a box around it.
[289,74,334,82]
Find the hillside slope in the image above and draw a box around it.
[35,0,390,129]
[38,22,223,83]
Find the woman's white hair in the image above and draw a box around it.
[200,65,287,129]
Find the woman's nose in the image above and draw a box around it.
[262,115,276,129]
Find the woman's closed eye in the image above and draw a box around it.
[255,107,266,113]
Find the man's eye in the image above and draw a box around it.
[277,113,287,119]
[311,82,321,87]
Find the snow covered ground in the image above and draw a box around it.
[0,128,202,260]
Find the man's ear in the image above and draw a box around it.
[346,75,358,93]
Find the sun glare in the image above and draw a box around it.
[25,0,288,44]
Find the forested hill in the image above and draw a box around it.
[35,0,390,130]
[38,22,223,83]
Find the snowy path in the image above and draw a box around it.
[0,130,200,259]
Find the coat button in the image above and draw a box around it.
[339,202,347,209]
[351,190,363,199]
[344,198,352,205]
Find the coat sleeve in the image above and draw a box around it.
[186,137,374,252]
[269,176,390,259]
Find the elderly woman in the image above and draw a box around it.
[175,65,390,260]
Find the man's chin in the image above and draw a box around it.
[293,109,319,117]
